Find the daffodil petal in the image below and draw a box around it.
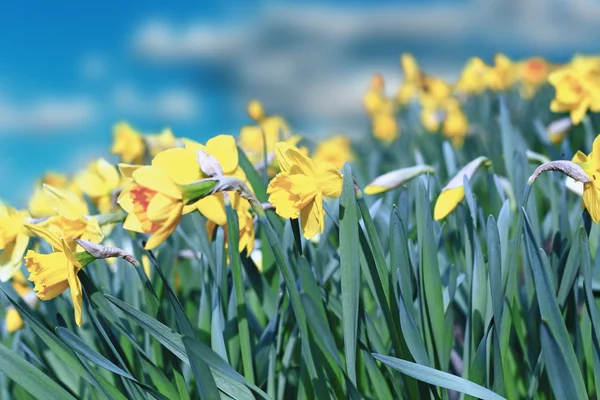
[315,165,343,198]
[145,204,183,250]
[133,166,182,200]
[300,194,324,239]
[151,148,201,185]
[205,135,238,174]
[195,194,227,226]
[434,187,465,220]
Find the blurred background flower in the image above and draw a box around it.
[1,0,598,205]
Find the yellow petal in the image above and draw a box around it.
[0,234,29,282]
[364,185,388,195]
[315,166,343,198]
[300,194,324,239]
[132,166,182,200]
[434,187,465,220]
[5,308,23,333]
[266,173,301,219]
[44,185,88,219]
[571,99,590,125]
[195,194,227,226]
[583,182,600,223]
[205,135,238,174]
[123,213,145,233]
[25,250,70,300]
[572,150,589,165]
[152,148,201,185]
[24,223,63,250]
[147,194,178,222]
[145,204,183,250]
[275,142,315,176]
[118,163,142,179]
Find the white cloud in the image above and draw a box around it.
[0,96,96,133]
[80,54,108,80]
[113,85,200,121]
[131,0,599,136]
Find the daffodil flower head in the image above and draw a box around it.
[75,158,121,214]
[571,134,600,222]
[518,57,550,99]
[112,122,146,164]
[0,204,30,282]
[548,56,600,124]
[372,103,399,143]
[23,224,91,326]
[239,107,292,166]
[442,101,469,147]
[146,128,178,157]
[181,135,256,254]
[28,173,81,218]
[313,135,355,170]
[5,308,23,333]
[456,57,490,95]
[247,100,265,121]
[434,156,491,220]
[118,162,185,250]
[267,142,342,239]
[39,185,103,249]
[487,53,518,92]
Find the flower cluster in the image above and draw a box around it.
[3,52,600,335]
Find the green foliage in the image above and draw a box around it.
[1,90,600,399]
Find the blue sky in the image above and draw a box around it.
[0,0,598,206]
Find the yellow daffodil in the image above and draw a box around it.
[422,76,453,103]
[118,161,185,250]
[112,122,146,164]
[420,94,443,132]
[23,224,94,326]
[549,56,600,124]
[373,111,399,143]
[147,128,178,157]
[239,101,292,165]
[37,185,103,249]
[0,204,30,281]
[397,53,423,104]
[247,99,265,121]
[434,156,490,220]
[487,53,517,92]
[28,173,81,218]
[267,142,342,239]
[5,271,35,333]
[572,134,600,222]
[364,74,387,114]
[456,57,490,94]
[313,135,354,170]
[518,57,550,99]
[5,308,23,333]
[168,135,256,254]
[442,100,469,147]
[75,158,121,214]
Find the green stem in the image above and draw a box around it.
[95,211,127,226]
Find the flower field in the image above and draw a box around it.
[2,53,600,399]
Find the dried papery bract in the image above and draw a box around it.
[74,239,139,266]
[364,165,435,195]
[527,160,591,185]
[197,148,223,178]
